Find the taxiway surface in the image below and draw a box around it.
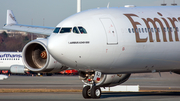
[0,72,180,100]
[0,92,180,101]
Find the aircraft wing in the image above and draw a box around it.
[3,24,55,36]
[3,10,55,36]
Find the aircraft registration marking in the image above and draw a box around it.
[68,41,90,44]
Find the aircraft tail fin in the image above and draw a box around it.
[6,10,18,25]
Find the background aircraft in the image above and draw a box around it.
[0,52,76,76]
[0,52,24,80]
[0,52,25,73]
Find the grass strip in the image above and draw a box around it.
[0,89,82,93]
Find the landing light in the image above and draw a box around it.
[88,79,92,82]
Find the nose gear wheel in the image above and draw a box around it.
[82,86,91,98]
[91,86,101,98]
[82,86,102,99]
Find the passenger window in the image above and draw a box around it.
[138,28,141,33]
[73,27,79,34]
[154,28,157,32]
[148,28,151,32]
[141,28,144,33]
[135,28,138,33]
[167,27,169,32]
[164,27,166,32]
[60,28,72,33]
[151,28,154,32]
[176,27,179,32]
[53,27,61,33]
[145,28,147,33]
[132,28,134,33]
[170,27,172,32]
[78,27,87,34]
[128,28,131,33]
[157,28,160,32]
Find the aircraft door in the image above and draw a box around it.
[100,18,118,45]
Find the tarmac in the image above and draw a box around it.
[0,72,180,101]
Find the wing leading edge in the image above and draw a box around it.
[3,10,55,36]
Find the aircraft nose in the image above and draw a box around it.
[47,33,68,60]
[47,34,59,56]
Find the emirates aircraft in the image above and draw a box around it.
[3,5,180,99]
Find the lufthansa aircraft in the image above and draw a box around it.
[0,51,68,76]
[0,52,26,73]
[3,6,180,98]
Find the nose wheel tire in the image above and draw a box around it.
[91,86,101,98]
[82,86,91,98]
[82,86,102,99]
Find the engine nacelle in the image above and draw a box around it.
[10,65,27,74]
[22,38,68,73]
[79,71,131,87]
[97,74,131,87]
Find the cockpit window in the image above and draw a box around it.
[78,27,87,34]
[73,27,79,34]
[60,28,72,33]
[53,27,61,33]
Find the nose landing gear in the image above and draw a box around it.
[82,71,102,99]
[82,86,91,98]
[91,86,101,98]
[82,85,101,99]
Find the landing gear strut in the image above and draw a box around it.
[82,71,102,99]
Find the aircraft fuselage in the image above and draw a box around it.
[48,6,180,74]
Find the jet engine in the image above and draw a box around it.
[22,38,68,73]
[79,71,131,87]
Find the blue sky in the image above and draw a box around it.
[0,0,180,29]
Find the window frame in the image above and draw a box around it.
[78,26,87,34]
[53,27,61,33]
[73,27,80,34]
[60,27,72,33]
[128,28,131,33]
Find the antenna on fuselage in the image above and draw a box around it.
[161,0,167,6]
[171,0,177,6]
[77,0,81,13]
[107,2,110,8]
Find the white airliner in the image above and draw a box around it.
[0,51,68,76]
[3,5,180,98]
[0,52,24,80]
[0,52,25,73]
